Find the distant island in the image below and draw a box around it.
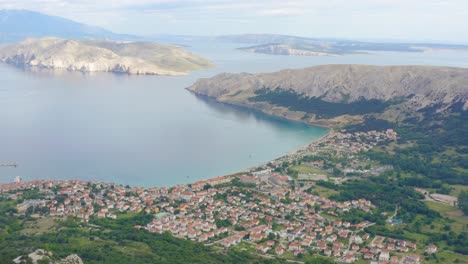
[0,38,213,75]
[218,34,468,56]
[240,44,337,57]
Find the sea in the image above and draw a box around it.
[1,40,467,187]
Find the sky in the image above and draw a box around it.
[0,0,467,43]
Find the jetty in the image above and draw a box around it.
[0,163,17,168]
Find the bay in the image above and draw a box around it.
[1,40,467,187]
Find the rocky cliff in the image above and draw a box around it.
[0,38,213,75]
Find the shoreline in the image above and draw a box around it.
[0,129,333,190]
[187,90,335,130]
[187,91,334,178]
[237,129,332,176]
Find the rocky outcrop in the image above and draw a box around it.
[13,249,83,264]
[0,38,213,75]
[56,254,83,264]
[188,65,468,119]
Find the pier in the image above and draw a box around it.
[0,163,17,168]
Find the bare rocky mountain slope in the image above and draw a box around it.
[0,38,213,75]
[188,65,468,124]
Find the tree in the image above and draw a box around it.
[458,191,468,215]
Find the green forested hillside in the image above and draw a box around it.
[0,201,285,264]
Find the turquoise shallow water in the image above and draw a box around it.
[1,41,467,187]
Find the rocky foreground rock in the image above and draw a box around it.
[13,249,83,264]
[0,37,213,75]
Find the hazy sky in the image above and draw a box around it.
[1,0,467,43]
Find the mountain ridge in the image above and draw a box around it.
[0,9,138,43]
[188,64,468,125]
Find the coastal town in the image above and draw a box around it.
[0,129,440,263]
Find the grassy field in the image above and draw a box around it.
[309,185,339,198]
[20,217,58,235]
[450,185,468,197]
[424,201,467,234]
[425,201,459,214]
[232,242,256,255]
[425,201,467,223]
[421,250,467,264]
[290,165,325,175]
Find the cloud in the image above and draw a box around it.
[257,8,306,16]
[0,0,467,43]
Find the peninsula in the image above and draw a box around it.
[0,37,213,75]
[187,64,468,126]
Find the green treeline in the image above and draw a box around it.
[364,112,468,186]
[459,191,468,215]
[345,117,396,132]
[249,88,393,118]
[320,177,437,222]
[0,207,287,264]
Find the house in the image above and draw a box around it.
[333,220,342,227]
[317,241,327,250]
[326,234,337,242]
[399,246,409,252]
[426,244,438,254]
[249,233,264,242]
[407,242,417,250]
[289,242,301,251]
[338,230,349,238]
[275,247,285,255]
[379,249,390,261]
[301,238,312,246]
[390,256,400,263]
[353,236,363,244]
[344,253,355,263]
[107,213,117,219]
[96,212,106,218]
[256,245,270,253]
[401,254,420,264]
